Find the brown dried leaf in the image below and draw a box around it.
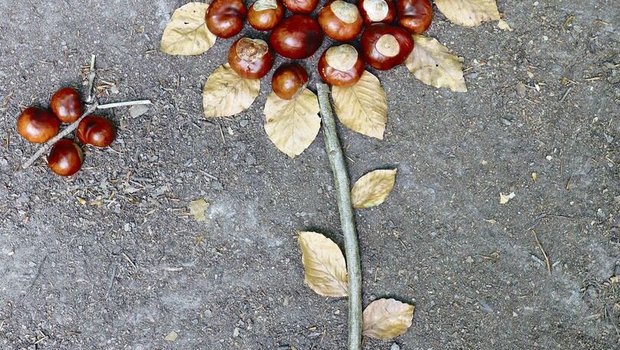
[351,169,397,209]
[298,231,348,298]
[203,64,260,118]
[406,35,467,92]
[434,0,500,27]
[363,299,415,340]
[160,2,216,56]
[332,71,387,140]
[264,89,321,158]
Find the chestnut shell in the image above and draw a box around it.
[47,139,83,177]
[228,38,275,79]
[397,0,433,34]
[50,87,82,123]
[206,0,247,39]
[318,1,364,42]
[358,0,396,24]
[282,0,319,14]
[16,107,61,143]
[272,63,309,100]
[248,0,284,31]
[77,115,116,147]
[318,45,365,87]
[270,15,324,59]
[360,23,414,70]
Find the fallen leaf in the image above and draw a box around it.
[203,64,260,118]
[264,89,321,158]
[363,298,414,340]
[351,169,397,209]
[332,71,387,139]
[497,19,513,31]
[160,2,216,55]
[499,192,515,204]
[434,0,500,27]
[189,198,209,221]
[406,35,467,92]
[298,231,348,297]
[164,331,178,342]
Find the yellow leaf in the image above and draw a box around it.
[351,169,397,209]
[160,3,216,56]
[363,299,414,340]
[298,232,348,298]
[264,89,321,158]
[406,35,467,92]
[434,0,500,27]
[203,64,260,118]
[332,71,387,140]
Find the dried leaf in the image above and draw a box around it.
[363,299,414,340]
[332,71,387,140]
[351,169,397,209]
[264,89,321,158]
[499,192,515,204]
[406,35,467,92]
[497,19,513,31]
[298,232,348,298]
[189,198,209,221]
[434,0,500,27]
[203,64,260,118]
[164,331,178,342]
[160,3,216,55]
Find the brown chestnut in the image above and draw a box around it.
[248,0,284,31]
[16,107,61,143]
[358,0,396,24]
[272,63,309,100]
[396,0,433,34]
[50,87,82,123]
[281,0,319,14]
[47,139,83,176]
[270,15,324,59]
[77,115,116,147]
[318,1,363,42]
[206,0,247,39]
[360,23,413,70]
[228,38,275,79]
[318,44,365,87]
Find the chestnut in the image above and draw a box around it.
[272,63,309,100]
[360,23,413,70]
[270,15,324,59]
[47,139,83,176]
[206,0,247,39]
[16,107,61,143]
[358,0,396,24]
[228,38,275,79]
[281,0,319,14]
[318,44,365,87]
[396,0,433,34]
[77,115,116,147]
[248,0,284,31]
[318,1,363,42]
[50,87,82,123]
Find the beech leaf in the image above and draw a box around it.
[363,299,415,340]
[264,89,321,158]
[160,2,216,56]
[351,169,397,209]
[434,0,501,27]
[203,64,260,118]
[406,35,467,92]
[332,71,387,140]
[298,231,348,298]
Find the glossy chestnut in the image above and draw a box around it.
[16,107,61,143]
[50,87,82,123]
[206,0,247,39]
[228,38,275,79]
[77,115,116,147]
[397,0,433,34]
[360,23,413,70]
[47,139,83,176]
[248,0,284,31]
[318,44,365,87]
[281,0,319,14]
[272,63,309,100]
[318,1,363,42]
[270,15,324,59]
[358,0,396,24]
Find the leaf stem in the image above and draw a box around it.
[316,83,363,350]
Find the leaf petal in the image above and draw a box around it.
[332,71,387,140]
[363,299,415,340]
[434,0,500,27]
[160,2,216,56]
[298,232,348,298]
[203,64,260,118]
[406,35,467,92]
[264,89,321,158]
[351,169,397,209]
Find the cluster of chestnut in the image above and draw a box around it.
[16,87,115,176]
[207,0,433,98]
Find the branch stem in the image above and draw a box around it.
[316,83,362,350]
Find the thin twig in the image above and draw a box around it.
[316,83,362,350]
[532,230,551,274]
[97,100,152,109]
[86,55,96,103]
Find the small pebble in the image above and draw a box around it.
[391,344,401,350]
